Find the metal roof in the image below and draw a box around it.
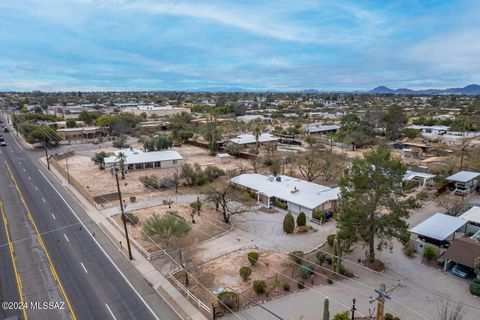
[229,133,278,145]
[403,170,436,181]
[409,213,467,241]
[446,171,480,183]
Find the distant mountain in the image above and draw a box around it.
[369,84,480,95]
[369,86,394,94]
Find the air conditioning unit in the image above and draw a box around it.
[276,176,281,182]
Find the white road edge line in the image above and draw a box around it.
[38,169,160,320]
[28,176,31,180]
[64,234,69,242]
[51,213,56,220]
[11,133,22,150]
[80,262,88,274]
[42,198,46,203]
[105,303,117,320]
[23,168,26,172]
[35,186,38,191]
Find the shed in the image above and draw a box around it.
[216,153,231,164]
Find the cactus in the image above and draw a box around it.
[323,298,330,320]
[333,236,343,274]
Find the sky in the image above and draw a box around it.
[0,0,479,92]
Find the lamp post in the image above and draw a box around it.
[114,167,133,260]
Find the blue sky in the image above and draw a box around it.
[0,0,479,91]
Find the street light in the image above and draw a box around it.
[114,167,133,260]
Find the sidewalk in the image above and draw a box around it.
[100,194,203,217]
[41,158,208,320]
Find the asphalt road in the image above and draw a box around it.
[0,119,179,320]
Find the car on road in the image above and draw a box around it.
[0,141,6,146]
[92,139,100,144]
[3,127,8,132]
[451,263,474,279]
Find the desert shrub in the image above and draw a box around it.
[325,256,333,265]
[283,213,295,233]
[239,267,252,282]
[204,166,225,182]
[416,190,428,200]
[274,201,288,209]
[288,251,304,265]
[129,196,136,203]
[125,212,139,225]
[283,283,290,291]
[384,314,394,320]
[217,291,238,311]
[327,234,336,247]
[327,278,333,284]
[470,279,480,296]
[253,280,267,295]
[333,311,350,320]
[423,246,438,262]
[300,264,315,279]
[297,281,305,289]
[112,137,129,149]
[247,252,259,265]
[316,252,327,265]
[403,246,416,257]
[296,212,307,226]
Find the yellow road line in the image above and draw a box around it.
[1,200,28,320]
[4,160,77,320]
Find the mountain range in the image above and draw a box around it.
[368,84,480,95]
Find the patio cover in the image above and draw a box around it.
[459,206,480,225]
[409,213,468,241]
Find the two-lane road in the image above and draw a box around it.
[0,121,179,319]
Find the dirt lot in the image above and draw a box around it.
[111,202,228,253]
[57,144,253,200]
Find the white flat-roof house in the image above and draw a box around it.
[123,105,191,118]
[230,174,339,218]
[104,148,183,171]
[446,171,480,196]
[228,133,279,148]
[403,170,436,189]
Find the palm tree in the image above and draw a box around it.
[253,125,262,154]
[116,152,127,179]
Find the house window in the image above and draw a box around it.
[173,160,177,164]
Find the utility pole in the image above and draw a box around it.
[351,298,356,320]
[370,282,401,320]
[115,168,133,260]
[43,136,50,170]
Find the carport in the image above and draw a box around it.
[409,213,468,253]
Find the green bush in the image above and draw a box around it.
[296,212,307,226]
[312,210,323,220]
[288,251,304,265]
[283,213,295,234]
[283,283,290,291]
[274,201,288,209]
[327,234,336,247]
[470,279,480,296]
[129,196,136,203]
[316,252,327,265]
[239,266,252,282]
[332,311,349,320]
[325,256,333,265]
[384,314,394,320]
[403,246,416,257]
[253,280,267,295]
[247,252,259,265]
[297,281,305,289]
[423,246,438,262]
[217,291,238,311]
[125,212,139,225]
[416,190,428,200]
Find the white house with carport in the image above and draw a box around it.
[104,148,183,171]
[409,213,468,254]
[230,173,339,218]
[305,124,340,135]
[446,171,480,195]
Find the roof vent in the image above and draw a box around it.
[276,176,281,182]
[291,187,299,193]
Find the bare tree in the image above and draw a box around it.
[436,194,466,216]
[205,182,250,224]
[436,298,464,320]
[296,147,323,182]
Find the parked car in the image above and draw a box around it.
[451,263,474,279]
[3,127,9,132]
[0,141,6,146]
[92,139,100,144]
